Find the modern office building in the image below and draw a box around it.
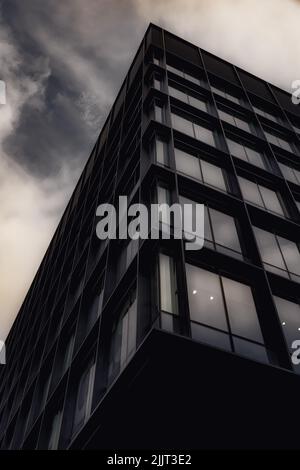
[1,24,300,449]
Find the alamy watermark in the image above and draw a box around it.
[95,196,204,251]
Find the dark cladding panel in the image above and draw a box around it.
[238,69,275,102]
[202,51,238,85]
[272,86,300,118]
[164,32,202,67]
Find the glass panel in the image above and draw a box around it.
[254,227,286,271]
[239,177,263,207]
[227,139,247,162]
[186,264,228,330]
[184,71,200,84]
[201,160,226,191]
[222,277,263,343]
[156,139,168,166]
[191,322,231,351]
[226,93,240,104]
[155,105,163,123]
[169,86,188,103]
[279,162,298,185]
[174,148,202,180]
[218,109,235,126]
[167,64,184,77]
[277,136,292,152]
[188,95,207,112]
[211,85,226,99]
[235,116,251,133]
[209,208,241,254]
[159,254,177,314]
[245,147,265,169]
[265,131,278,146]
[259,186,284,216]
[277,236,300,277]
[194,124,215,146]
[233,338,268,363]
[171,113,194,137]
[274,296,300,372]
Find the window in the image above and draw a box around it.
[218,108,251,133]
[154,104,163,123]
[227,138,266,169]
[155,138,169,166]
[211,85,240,104]
[158,254,178,332]
[169,85,207,112]
[171,112,216,147]
[154,77,162,91]
[72,358,95,436]
[273,296,300,374]
[108,294,137,383]
[238,176,286,217]
[179,196,243,259]
[252,105,278,123]
[278,162,300,186]
[174,148,227,191]
[167,63,201,85]
[186,264,267,362]
[264,130,293,153]
[254,227,300,282]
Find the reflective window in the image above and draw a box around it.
[278,162,300,186]
[274,296,300,374]
[211,85,240,104]
[166,63,201,85]
[155,139,169,166]
[174,148,227,191]
[252,105,278,123]
[227,138,265,169]
[171,112,216,147]
[108,294,137,383]
[264,130,293,152]
[180,196,242,259]
[72,358,95,437]
[218,108,251,133]
[254,227,300,282]
[169,85,207,112]
[185,264,267,362]
[238,176,285,217]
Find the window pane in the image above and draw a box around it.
[233,338,268,363]
[201,160,226,191]
[155,105,163,123]
[171,113,194,137]
[227,139,247,162]
[222,277,263,343]
[235,116,251,133]
[159,254,177,314]
[239,177,263,207]
[245,147,265,169]
[191,322,231,351]
[254,227,286,272]
[155,139,168,166]
[218,109,235,126]
[279,162,298,184]
[259,186,284,216]
[167,64,184,77]
[169,86,188,103]
[274,296,300,372]
[175,148,202,180]
[186,264,228,330]
[265,131,278,146]
[188,95,207,112]
[277,236,300,277]
[184,71,200,84]
[209,208,241,254]
[194,124,215,146]
[277,136,292,152]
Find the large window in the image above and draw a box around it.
[211,85,240,105]
[238,176,286,217]
[171,112,216,147]
[273,296,300,374]
[227,138,266,169]
[278,162,300,186]
[169,85,207,112]
[186,264,267,362]
[72,358,95,437]
[252,105,278,123]
[166,63,202,85]
[155,138,169,166]
[174,148,227,192]
[108,293,137,383]
[264,130,293,153]
[218,108,251,133]
[158,253,178,332]
[254,227,300,282]
[179,196,243,259]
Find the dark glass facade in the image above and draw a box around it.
[1,24,300,449]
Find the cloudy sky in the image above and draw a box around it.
[1,0,300,340]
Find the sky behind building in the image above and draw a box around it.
[1,0,300,339]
